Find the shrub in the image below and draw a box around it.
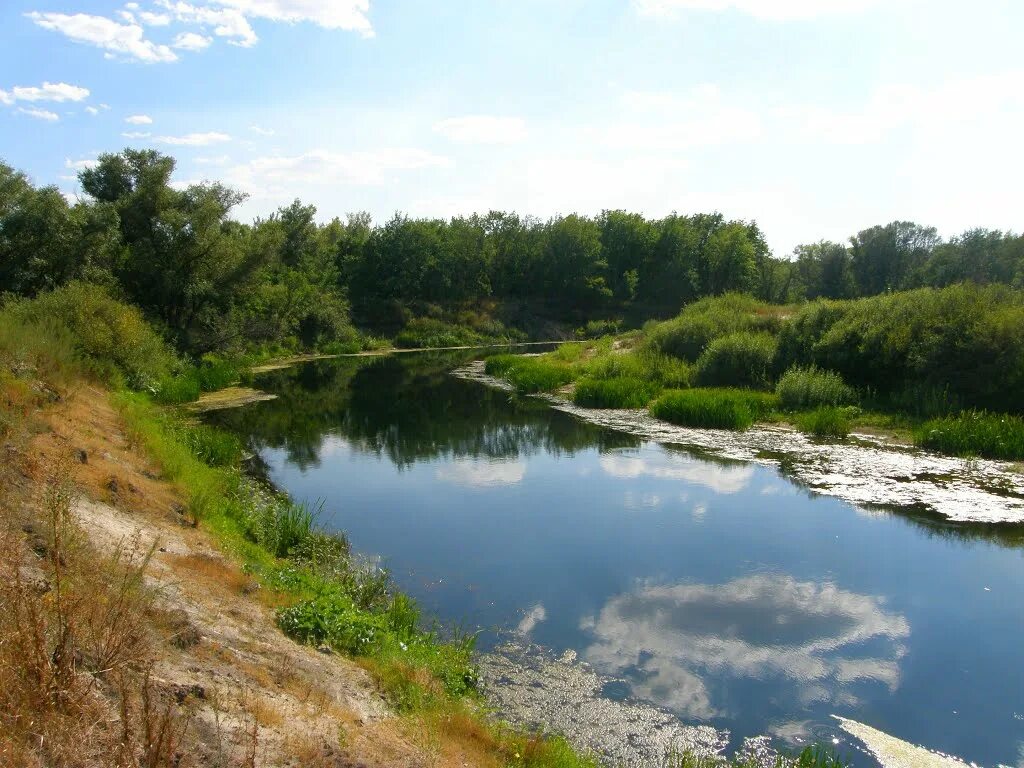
[793,407,854,438]
[484,354,574,393]
[572,377,661,409]
[914,411,1024,460]
[575,318,621,339]
[646,293,786,361]
[5,282,177,388]
[776,365,857,409]
[695,332,777,389]
[650,388,778,431]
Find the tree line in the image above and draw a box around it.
[2,149,1022,355]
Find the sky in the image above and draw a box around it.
[1,0,1022,256]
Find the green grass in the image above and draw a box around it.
[793,406,855,438]
[777,365,857,410]
[650,388,779,431]
[572,376,661,409]
[914,411,1024,460]
[485,354,575,393]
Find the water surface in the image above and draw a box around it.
[208,353,1024,766]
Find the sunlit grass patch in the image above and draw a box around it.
[914,411,1024,460]
[649,388,778,431]
[485,354,575,393]
[572,376,661,409]
[793,406,855,438]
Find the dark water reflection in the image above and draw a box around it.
[208,354,1024,765]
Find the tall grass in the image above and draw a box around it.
[485,354,575,393]
[793,407,854,438]
[572,376,661,409]
[650,388,778,431]
[914,411,1024,460]
[776,365,857,409]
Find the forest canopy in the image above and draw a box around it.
[2,149,1022,357]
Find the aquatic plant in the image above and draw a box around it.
[649,388,778,431]
[485,354,575,393]
[572,376,662,409]
[915,411,1024,460]
[793,406,854,438]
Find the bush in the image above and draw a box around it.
[650,388,778,431]
[695,332,777,389]
[646,294,786,361]
[575,318,621,339]
[793,407,854,438]
[914,411,1024,460]
[572,377,661,409]
[776,365,857,409]
[484,354,575,393]
[5,282,177,388]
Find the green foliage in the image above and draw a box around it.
[695,331,777,389]
[914,411,1024,460]
[776,365,857,409]
[4,282,178,389]
[646,294,785,361]
[572,377,661,409]
[394,318,486,349]
[776,285,1024,413]
[485,354,575,393]
[575,318,621,339]
[650,388,778,431]
[793,407,854,438]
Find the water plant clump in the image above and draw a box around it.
[572,376,662,409]
[914,411,1024,460]
[793,406,855,438]
[649,388,779,431]
[485,354,575,393]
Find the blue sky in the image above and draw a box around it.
[1,0,1022,254]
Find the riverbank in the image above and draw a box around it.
[455,360,1024,526]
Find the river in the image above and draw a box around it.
[206,351,1024,767]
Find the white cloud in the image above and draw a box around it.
[0,82,90,105]
[600,451,754,494]
[18,107,60,122]
[125,114,154,125]
[436,458,526,488]
[25,12,178,63]
[634,0,885,20]
[173,31,213,50]
[225,148,449,194]
[65,157,98,171]
[516,603,547,635]
[434,115,528,145]
[122,131,152,139]
[249,124,275,136]
[195,154,231,165]
[157,1,259,47]
[139,11,172,26]
[211,0,374,37]
[581,574,909,719]
[86,106,100,115]
[156,131,232,146]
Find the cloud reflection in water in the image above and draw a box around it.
[580,574,910,721]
